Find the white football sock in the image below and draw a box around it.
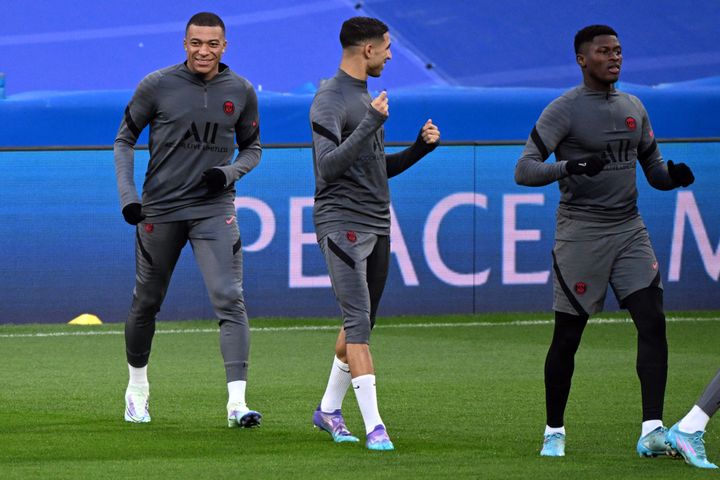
[227,380,247,409]
[352,374,384,434]
[544,425,566,435]
[679,405,710,433]
[641,419,663,437]
[128,364,148,388]
[320,356,352,412]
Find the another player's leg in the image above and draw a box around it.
[125,221,187,423]
[319,231,392,450]
[544,239,611,455]
[541,311,588,456]
[355,234,392,451]
[313,328,359,442]
[666,368,720,468]
[191,215,260,428]
[625,286,672,457]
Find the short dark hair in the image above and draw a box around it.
[186,12,225,35]
[574,25,618,53]
[339,17,389,48]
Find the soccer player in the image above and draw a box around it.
[309,16,440,451]
[665,370,720,468]
[114,12,262,428]
[514,25,695,457]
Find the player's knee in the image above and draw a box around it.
[344,321,371,344]
[130,288,163,318]
[213,284,246,316]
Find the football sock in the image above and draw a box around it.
[352,374,384,434]
[227,380,247,409]
[679,405,710,433]
[128,364,148,387]
[544,425,566,435]
[320,356,352,412]
[642,419,663,437]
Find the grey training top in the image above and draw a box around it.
[310,69,435,240]
[515,85,676,240]
[114,62,261,223]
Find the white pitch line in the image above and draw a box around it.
[0,316,718,339]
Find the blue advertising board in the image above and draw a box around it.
[0,143,718,324]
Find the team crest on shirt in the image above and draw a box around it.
[625,116,637,131]
[223,101,235,115]
[574,282,587,295]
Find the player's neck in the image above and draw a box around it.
[339,59,369,82]
[583,77,616,92]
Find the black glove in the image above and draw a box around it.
[667,160,695,187]
[415,127,439,153]
[202,168,227,194]
[122,203,145,225]
[566,153,610,177]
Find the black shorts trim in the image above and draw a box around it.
[328,238,355,269]
[552,250,587,317]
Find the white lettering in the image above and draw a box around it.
[389,204,419,286]
[288,197,330,287]
[234,197,275,252]
[669,191,720,281]
[423,192,489,286]
[502,194,549,285]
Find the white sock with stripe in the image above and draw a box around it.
[320,356,352,412]
[352,374,384,434]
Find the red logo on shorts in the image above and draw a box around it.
[625,116,637,131]
[652,261,658,270]
[144,223,154,233]
[575,282,587,295]
[223,101,235,115]
[346,231,357,242]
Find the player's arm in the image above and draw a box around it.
[386,119,440,178]
[114,72,160,224]
[207,83,262,192]
[636,103,694,190]
[515,96,607,186]
[311,89,387,183]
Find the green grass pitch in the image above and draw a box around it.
[1,311,718,479]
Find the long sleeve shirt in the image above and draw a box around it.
[114,62,261,222]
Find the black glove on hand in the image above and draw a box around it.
[566,152,610,177]
[202,168,227,194]
[415,128,439,153]
[122,203,145,225]
[667,160,695,187]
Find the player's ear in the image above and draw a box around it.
[576,53,586,68]
[363,41,373,59]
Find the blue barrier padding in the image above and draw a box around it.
[1,82,719,146]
